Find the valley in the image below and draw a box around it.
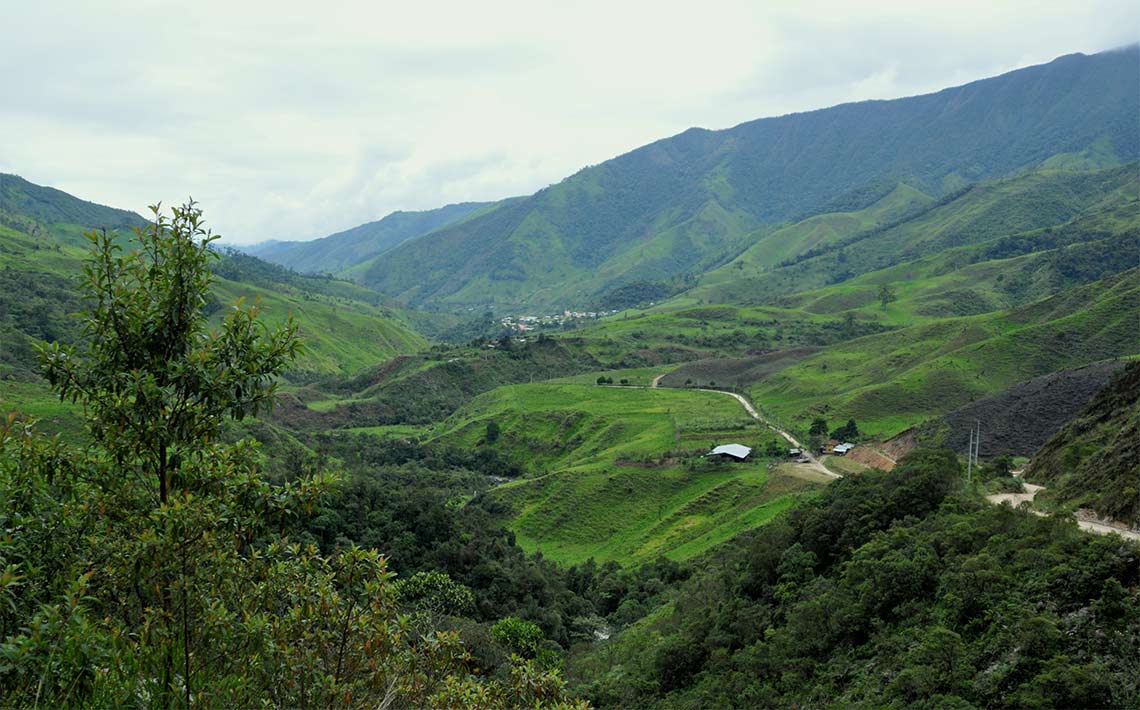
[1,43,1138,709]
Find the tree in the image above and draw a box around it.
[485,419,502,444]
[41,202,301,506]
[4,202,582,708]
[878,283,898,310]
[831,418,859,441]
[809,418,829,437]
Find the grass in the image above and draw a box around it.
[434,383,823,565]
[746,269,1140,441]
[0,380,85,444]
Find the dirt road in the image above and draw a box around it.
[986,482,1140,542]
[696,388,841,479]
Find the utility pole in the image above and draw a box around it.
[967,426,974,483]
[974,419,981,472]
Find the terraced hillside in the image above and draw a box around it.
[433,383,823,565]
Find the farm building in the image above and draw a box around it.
[832,443,855,455]
[707,444,752,460]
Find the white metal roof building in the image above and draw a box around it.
[708,444,752,460]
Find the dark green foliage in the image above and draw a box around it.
[830,418,859,441]
[571,449,1140,708]
[878,283,897,309]
[808,418,828,437]
[484,419,502,443]
[597,281,674,310]
[1027,361,1140,523]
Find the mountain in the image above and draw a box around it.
[1026,361,1140,525]
[0,175,428,389]
[1,173,145,237]
[356,46,1139,310]
[244,201,492,274]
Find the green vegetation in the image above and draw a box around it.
[0,204,585,707]
[569,450,1140,708]
[246,200,491,275]
[1027,362,1140,524]
[434,383,820,565]
[746,269,1139,440]
[356,49,1138,310]
[0,177,429,427]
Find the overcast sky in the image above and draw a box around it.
[2,1,1137,245]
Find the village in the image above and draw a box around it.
[498,309,620,332]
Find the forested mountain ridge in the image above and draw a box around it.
[244,200,492,274]
[357,46,1139,310]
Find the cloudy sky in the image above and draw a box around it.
[2,1,1137,245]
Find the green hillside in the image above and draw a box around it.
[690,164,1138,306]
[357,47,1139,310]
[1,173,145,233]
[0,179,428,409]
[245,201,491,275]
[742,269,1139,439]
[1026,362,1140,524]
[434,383,822,565]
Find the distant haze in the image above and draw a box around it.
[1,1,1136,245]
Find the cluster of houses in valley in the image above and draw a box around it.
[499,309,619,332]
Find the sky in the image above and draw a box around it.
[2,1,1137,245]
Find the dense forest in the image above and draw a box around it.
[568,451,1140,707]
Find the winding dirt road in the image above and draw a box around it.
[645,378,1136,540]
[647,374,838,477]
[986,481,1140,542]
[696,388,841,479]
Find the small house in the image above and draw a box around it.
[832,443,855,455]
[788,448,802,457]
[707,444,752,461]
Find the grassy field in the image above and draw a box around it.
[745,269,1139,440]
[434,383,822,565]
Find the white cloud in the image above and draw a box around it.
[1,0,1136,244]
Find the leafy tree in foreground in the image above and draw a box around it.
[1,203,584,708]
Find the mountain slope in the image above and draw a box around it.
[359,46,1139,310]
[735,268,1140,438]
[0,175,428,385]
[245,201,491,274]
[688,163,1138,306]
[1026,361,1140,525]
[0,173,145,233]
